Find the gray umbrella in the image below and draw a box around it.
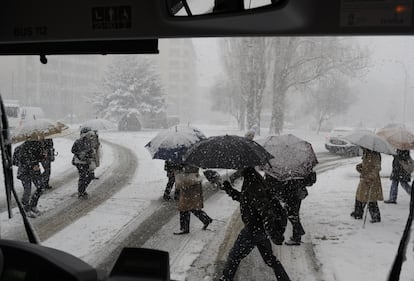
[259,134,318,181]
[344,130,396,155]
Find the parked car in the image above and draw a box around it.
[325,127,362,156]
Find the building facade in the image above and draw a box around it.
[158,39,199,125]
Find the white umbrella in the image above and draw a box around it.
[344,130,396,155]
[11,119,68,143]
[81,118,116,131]
[145,125,206,162]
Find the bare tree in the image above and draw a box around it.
[266,37,370,134]
[218,38,267,132]
[304,77,355,134]
[210,77,243,125]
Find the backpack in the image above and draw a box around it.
[400,158,414,174]
[12,145,22,166]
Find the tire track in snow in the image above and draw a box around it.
[96,182,220,273]
[7,139,137,242]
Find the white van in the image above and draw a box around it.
[4,99,21,130]
[4,100,45,131]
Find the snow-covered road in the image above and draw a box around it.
[0,126,413,281]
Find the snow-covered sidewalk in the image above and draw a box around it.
[303,155,414,281]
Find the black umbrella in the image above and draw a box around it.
[259,134,318,181]
[183,135,274,169]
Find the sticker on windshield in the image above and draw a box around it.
[340,0,412,27]
[92,6,131,30]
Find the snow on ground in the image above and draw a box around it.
[303,155,414,281]
[0,125,413,281]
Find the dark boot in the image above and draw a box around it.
[351,200,364,219]
[369,202,381,223]
[178,211,190,233]
[192,209,212,230]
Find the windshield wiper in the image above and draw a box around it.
[388,181,414,281]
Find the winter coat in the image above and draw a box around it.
[390,150,412,182]
[264,175,311,203]
[42,139,55,162]
[164,161,182,177]
[223,167,286,245]
[15,141,43,180]
[356,150,383,202]
[175,166,204,212]
[71,132,95,166]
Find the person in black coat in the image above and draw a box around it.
[72,127,95,199]
[163,160,181,201]
[265,172,316,245]
[40,139,55,189]
[218,167,290,281]
[384,149,412,204]
[14,140,44,217]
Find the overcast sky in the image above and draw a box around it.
[1,36,414,129]
[193,36,414,128]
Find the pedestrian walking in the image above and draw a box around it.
[173,164,212,235]
[72,127,96,199]
[13,140,44,218]
[40,139,55,189]
[384,149,413,204]
[219,167,290,281]
[265,171,316,246]
[350,148,383,223]
[163,160,181,201]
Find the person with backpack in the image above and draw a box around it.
[72,127,96,199]
[384,149,413,204]
[88,129,101,180]
[218,167,290,281]
[13,140,44,218]
[265,171,316,246]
